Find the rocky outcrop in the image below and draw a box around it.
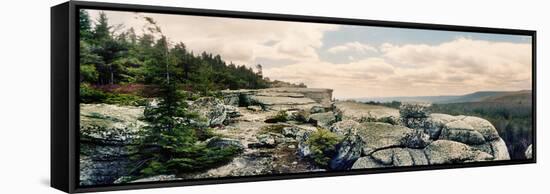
[221,88,333,111]
[525,144,533,159]
[189,97,241,127]
[334,101,400,125]
[308,112,337,129]
[298,102,510,170]
[79,104,146,186]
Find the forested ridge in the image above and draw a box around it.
[79,10,275,103]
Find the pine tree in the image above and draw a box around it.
[79,10,93,41]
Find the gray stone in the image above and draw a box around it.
[329,120,363,137]
[190,97,236,127]
[356,122,415,155]
[308,112,337,129]
[424,113,460,139]
[79,104,145,186]
[424,140,492,164]
[330,134,363,170]
[352,156,389,169]
[205,137,244,150]
[334,101,400,125]
[399,102,432,118]
[282,126,301,138]
[490,138,510,160]
[297,130,313,157]
[247,105,263,112]
[440,120,487,145]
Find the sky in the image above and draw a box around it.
[86,9,533,99]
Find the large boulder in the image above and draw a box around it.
[329,120,362,136]
[424,140,493,164]
[79,104,146,186]
[370,148,429,166]
[189,97,240,127]
[423,113,461,139]
[334,101,400,125]
[352,156,389,169]
[205,137,244,150]
[308,112,337,129]
[329,133,363,170]
[399,103,432,131]
[356,122,430,155]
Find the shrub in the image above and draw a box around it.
[264,111,288,123]
[260,124,286,134]
[80,84,147,106]
[80,84,107,103]
[306,128,342,168]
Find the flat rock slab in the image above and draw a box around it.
[334,101,400,124]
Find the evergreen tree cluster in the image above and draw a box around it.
[79,10,269,97]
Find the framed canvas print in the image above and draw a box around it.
[51,1,536,193]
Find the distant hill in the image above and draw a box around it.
[353,90,532,104]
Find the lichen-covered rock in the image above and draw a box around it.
[399,103,432,130]
[525,144,533,159]
[400,129,431,148]
[439,116,501,146]
[334,101,400,125]
[424,140,492,164]
[282,126,301,138]
[330,134,363,170]
[370,148,429,166]
[352,156,390,169]
[308,112,336,129]
[399,103,432,118]
[424,113,460,139]
[297,130,313,157]
[356,122,429,155]
[79,104,145,186]
[440,120,487,145]
[205,137,244,150]
[190,97,240,127]
[329,120,362,136]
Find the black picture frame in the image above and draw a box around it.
[51,1,537,193]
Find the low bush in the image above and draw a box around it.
[306,128,342,168]
[80,84,147,106]
[264,111,288,123]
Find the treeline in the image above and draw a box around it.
[79,10,269,97]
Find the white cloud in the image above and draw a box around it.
[86,10,532,99]
[327,41,378,54]
[88,10,338,66]
[267,38,532,98]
